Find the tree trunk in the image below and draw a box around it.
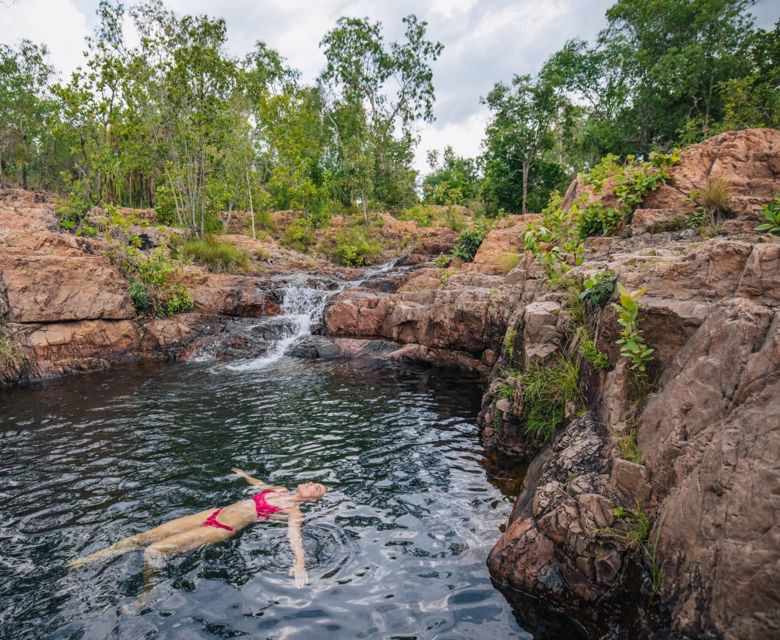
[246,167,256,240]
[521,160,530,215]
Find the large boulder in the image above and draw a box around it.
[18,319,139,377]
[0,254,135,323]
[638,299,780,639]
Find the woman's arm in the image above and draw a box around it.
[231,467,272,489]
[286,507,307,588]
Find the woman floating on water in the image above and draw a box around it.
[68,468,327,589]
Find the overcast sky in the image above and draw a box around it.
[2,0,778,173]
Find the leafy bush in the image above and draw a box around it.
[280,216,315,252]
[56,184,99,237]
[755,193,780,235]
[110,244,193,317]
[520,355,581,443]
[181,236,249,272]
[333,228,382,266]
[433,253,452,268]
[398,204,434,226]
[451,224,486,261]
[577,204,624,237]
[579,270,616,305]
[611,283,654,379]
[496,251,521,274]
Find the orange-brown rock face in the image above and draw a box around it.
[483,129,780,639]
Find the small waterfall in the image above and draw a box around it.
[224,260,398,371]
[226,279,331,371]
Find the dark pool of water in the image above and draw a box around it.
[0,356,585,639]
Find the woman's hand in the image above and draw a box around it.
[289,564,308,589]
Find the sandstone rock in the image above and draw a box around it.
[387,343,485,371]
[181,268,282,317]
[140,313,221,359]
[20,319,139,377]
[467,215,540,274]
[630,208,690,235]
[522,300,564,367]
[638,299,780,639]
[0,254,135,323]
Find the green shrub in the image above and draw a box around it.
[110,244,193,317]
[433,253,452,268]
[579,270,616,305]
[181,236,249,272]
[755,193,780,235]
[611,503,651,550]
[398,204,434,227]
[246,210,278,235]
[333,228,382,266]
[452,224,486,261]
[520,355,581,443]
[577,204,624,237]
[611,283,654,379]
[56,184,98,237]
[280,216,315,252]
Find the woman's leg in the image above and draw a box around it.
[68,508,217,569]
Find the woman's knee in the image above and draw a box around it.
[143,545,166,569]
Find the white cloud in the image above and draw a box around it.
[0,0,90,80]
[414,109,490,173]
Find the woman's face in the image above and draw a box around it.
[297,482,327,499]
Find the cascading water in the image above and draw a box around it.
[226,260,398,371]
[226,279,332,371]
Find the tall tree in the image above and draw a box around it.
[481,74,571,214]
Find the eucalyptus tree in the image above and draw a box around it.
[481,74,571,214]
[319,14,443,214]
[0,40,55,189]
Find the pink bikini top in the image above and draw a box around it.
[253,490,285,518]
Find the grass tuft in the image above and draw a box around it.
[182,236,250,272]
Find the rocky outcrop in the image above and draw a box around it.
[324,270,521,370]
[482,129,780,640]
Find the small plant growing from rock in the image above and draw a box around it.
[755,193,780,236]
[519,355,581,443]
[496,251,521,274]
[579,337,611,370]
[616,431,643,464]
[579,270,616,305]
[433,253,452,268]
[611,283,654,379]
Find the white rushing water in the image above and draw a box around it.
[226,260,397,371]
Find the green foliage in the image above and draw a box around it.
[611,283,654,379]
[110,244,193,317]
[280,216,316,252]
[433,253,452,268]
[611,503,651,551]
[519,355,581,443]
[616,432,643,464]
[755,193,780,235]
[398,204,468,231]
[579,337,611,370]
[333,227,382,266]
[451,224,486,261]
[423,146,481,206]
[579,270,616,305]
[577,152,678,238]
[56,185,98,237]
[180,236,250,273]
[503,328,518,362]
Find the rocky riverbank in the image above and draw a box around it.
[1,128,779,639]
